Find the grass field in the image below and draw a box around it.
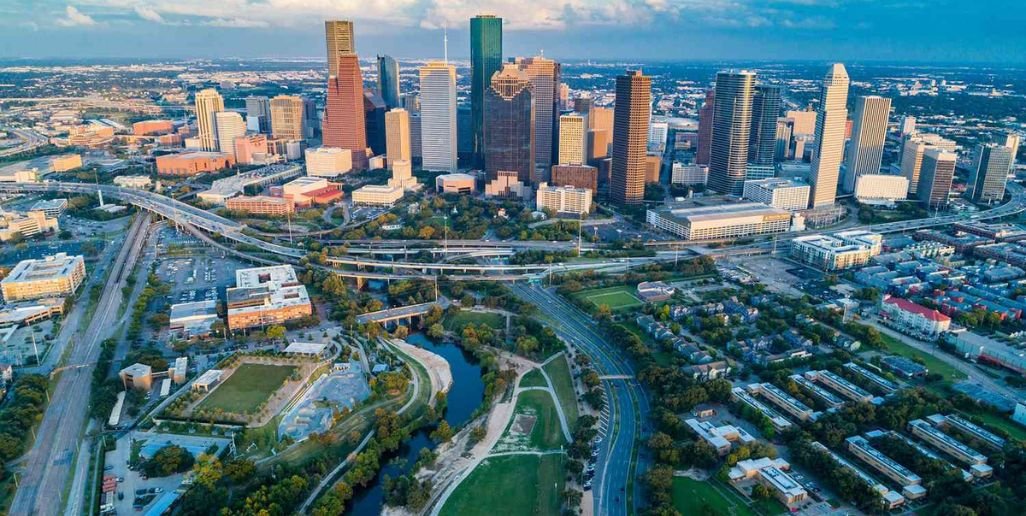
[443,311,506,332]
[543,355,579,427]
[575,285,644,311]
[520,368,547,388]
[197,363,296,414]
[440,454,563,516]
[878,333,967,382]
[672,477,755,516]
[958,407,1026,442]
[512,390,566,450]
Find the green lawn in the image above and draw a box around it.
[672,477,755,516]
[443,311,506,332]
[511,390,566,450]
[440,454,563,516]
[878,333,967,382]
[520,368,547,388]
[957,407,1026,442]
[197,363,296,414]
[542,355,579,427]
[575,285,644,311]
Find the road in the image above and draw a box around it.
[0,128,47,157]
[10,214,150,515]
[512,283,649,516]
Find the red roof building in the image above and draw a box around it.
[880,295,951,337]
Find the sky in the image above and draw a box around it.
[0,1,1024,63]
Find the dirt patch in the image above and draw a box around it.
[511,414,536,436]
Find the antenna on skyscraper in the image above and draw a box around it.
[443,24,449,65]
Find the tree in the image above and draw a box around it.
[266,325,286,340]
[143,444,195,477]
[430,420,454,442]
[427,323,445,339]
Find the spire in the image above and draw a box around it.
[443,24,449,65]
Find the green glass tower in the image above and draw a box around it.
[470,14,503,167]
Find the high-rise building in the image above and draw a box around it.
[574,96,592,114]
[1005,132,1021,173]
[377,54,400,109]
[775,117,794,161]
[214,112,246,159]
[808,63,850,208]
[325,20,355,78]
[364,92,387,156]
[900,115,916,137]
[409,111,422,160]
[559,112,588,166]
[971,144,1013,203]
[303,98,318,138]
[696,89,715,165]
[918,148,956,210]
[649,120,669,154]
[194,88,224,152]
[587,106,613,164]
[270,95,305,141]
[749,85,782,166]
[484,63,535,183]
[419,61,457,172]
[900,133,956,196]
[470,14,503,167]
[610,70,652,205]
[385,108,411,169]
[516,56,561,177]
[245,96,271,134]
[843,95,891,192]
[787,109,817,137]
[323,54,368,170]
[708,70,756,196]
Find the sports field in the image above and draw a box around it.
[575,285,644,311]
[672,477,755,516]
[510,390,566,450]
[197,363,296,414]
[440,454,563,516]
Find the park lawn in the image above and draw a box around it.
[878,333,967,382]
[440,454,563,516]
[672,477,755,516]
[513,390,566,450]
[197,363,296,414]
[957,407,1026,442]
[575,285,644,311]
[443,311,506,332]
[542,355,579,427]
[519,368,547,388]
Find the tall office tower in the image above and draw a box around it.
[1006,132,1021,173]
[377,55,400,109]
[574,96,592,114]
[787,109,818,137]
[748,85,782,166]
[899,138,928,196]
[385,108,411,168]
[808,63,850,208]
[587,106,613,163]
[708,71,756,196]
[609,70,652,205]
[971,143,1013,203]
[649,120,669,153]
[214,112,246,159]
[269,95,306,141]
[900,115,916,137]
[918,148,956,210]
[325,20,355,78]
[559,83,570,110]
[696,89,715,165]
[484,63,535,183]
[470,15,503,167]
[409,112,422,160]
[363,92,387,155]
[401,93,420,112]
[457,105,474,164]
[775,117,794,161]
[194,88,224,152]
[516,56,561,175]
[245,96,271,134]
[559,112,588,166]
[324,54,368,169]
[843,95,891,192]
[419,61,457,172]
[303,98,318,137]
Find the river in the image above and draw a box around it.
[347,332,485,515]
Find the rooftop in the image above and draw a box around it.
[2,253,83,283]
[883,296,951,322]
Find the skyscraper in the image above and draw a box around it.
[610,70,652,205]
[245,96,271,134]
[325,20,355,78]
[748,84,782,166]
[364,92,387,156]
[708,70,756,196]
[385,108,411,168]
[470,15,503,167]
[918,148,956,210]
[323,54,368,169]
[559,112,588,166]
[270,95,305,141]
[808,63,850,208]
[484,63,535,183]
[775,117,794,161]
[419,61,457,172]
[843,95,891,192]
[214,112,246,159]
[1005,132,1021,173]
[696,89,715,166]
[971,144,1013,203]
[194,88,224,152]
[587,107,613,164]
[377,55,400,109]
[516,56,561,177]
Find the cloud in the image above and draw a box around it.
[202,18,270,28]
[55,5,97,27]
[134,6,165,23]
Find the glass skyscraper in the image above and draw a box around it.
[377,54,400,109]
[470,15,503,167]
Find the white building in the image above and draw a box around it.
[648,120,669,153]
[558,112,588,166]
[854,174,910,206]
[1,253,85,302]
[808,63,850,208]
[880,296,951,337]
[742,178,811,211]
[113,175,153,189]
[214,112,247,159]
[646,203,793,241]
[728,457,808,507]
[670,163,708,186]
[194,88,225,152]
[791,230,883,271]
[843,95,891,193]
[305,147,352,177]
[419,61,457,172]
[352,184,404,206]
[536,182,592,215]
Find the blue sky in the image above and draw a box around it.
[0,1,1023,63]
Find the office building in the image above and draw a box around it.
[156,152,235,176]
[419,61,458,172]
[245,96,271,133]
[787,109,817,136]
[270,95,306,141]
[385,108,412,168]
[26,199,65,218]
[686,418,756,455]
[774,117,794,161]
[559,112,588,166]
[377,54,400,109]
[234,134,269,165]
[169,300,219,339]
[880,295,951,336]
[484,63,535,184]
[351,183,404,206]
[536,182,592,215]
[728,457,808,507]
[971,143,1013,203]
[470,14,503,166]
[516,56,560,175]
[325,20,355,78]
[0,210,59,242]
[323,53,368,170]
[742,178,810,211]
[551,164,598,192]
[791,230,882,271]
[900,133,956,195]
[1,253,85,302]
[809,64,850,208]
[749,85,782,166]
[435,173,476,194]
[484,170,531,199]
[281,176,344,207]
[1004,132,1020,172]
[709,71,756,196]
[119,363,153,391]
[671,163,709,186]
[854,174,910,206]
[900,115,916,137]
[214,112,246,159]
[226,265,312,330]
[194,88,224,152]
[610,70,651,204]
[305,147,352,177]
[646,203,792,241]
[844,95,891,192]
[363,92,387,156]
[696,89,715,165]
[226,195,295,217]
[645,153,662,184]
[649,120,669,154]
[918,148,956,209]
[132,120,174,136]
[588,106,613,163]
